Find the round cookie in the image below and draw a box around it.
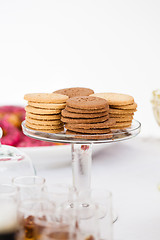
[26,112,61,120]
[26,117,62,126]
[61,115,109,124]
[65,119,116,129]
[110,102,137,110]
[53,87,94,98]
[24,93,68,103]
[111,121,132,128]
[65,105,109,113]
[28,102,66,109]
[25,121,63,130]
[91,93,134,106]
[61,109,109,119]
[110,116,133,122]
[110,113,134,118]
[65,126,112,134]
[66,130,113,140]
[25,124,64,133]
[109,108,136,115]
[66,96,109,110]
[25,106,61,115]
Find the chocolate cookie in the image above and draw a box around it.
[66,96,109,110]
[65,105,109,113]
[65,126,112,134]
[65,119,115,129]
[53,87,94,98]
[61,115,109,124]
[61,109,109,119]
[66,130,113,140]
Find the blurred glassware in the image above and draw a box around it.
[17,199,56,240]
[77,188,113,240]
[0,127,36,184]
[151,89,160,126]
[0,184,19,240]
[13,176,45,201]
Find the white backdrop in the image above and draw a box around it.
[0,0,160,136]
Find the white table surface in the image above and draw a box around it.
[22,136,160,240]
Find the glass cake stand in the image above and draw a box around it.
[22,119,141,192]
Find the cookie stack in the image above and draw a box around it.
[53,87,94,98]
[24,93,68,133]
[91,93,137,129]
[61,96,115,139]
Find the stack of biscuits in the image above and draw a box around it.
[91,93,137,129]
[24,93,68,133]
[61,96,115,139]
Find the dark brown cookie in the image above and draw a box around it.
[65,126,112,134]
[53,87,94,98]
[61,109,109,119]
[66,130,113,140]
[66,96,109,110]
[65,105,109,113]
[65,119,115,129]
[61,115,109,124]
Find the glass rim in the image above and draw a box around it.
[0,183,18,197]
[12,175,46,187]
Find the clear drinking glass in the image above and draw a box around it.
[12,176,46,201]
[18,199,56,240]
[78,188,113,240]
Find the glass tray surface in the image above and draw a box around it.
[22,119,141,144]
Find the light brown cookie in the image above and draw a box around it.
[61,115,109,124]
[25,123,64,133]
[110,102,137,110]
[26,121,63,130]
[53,87,94,98]
[61,109,109,119]
[28,102,66,110]
[65,105,109,113]
[65,126,112,134]
[24,93,68,103]
[110,116,133,122]
[111,121,132,128]
[109,108,136,115]
[91,92,134,106]
[66,130,113,140]
[66,96,109,110]
[65,119,116,129]
[26,112,61,120]
[25,106,61,115]
[110,113,134,118]
[26,117,62,126]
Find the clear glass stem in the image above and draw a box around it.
[71,143,92,192]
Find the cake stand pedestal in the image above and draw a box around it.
[22,120,141,192]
